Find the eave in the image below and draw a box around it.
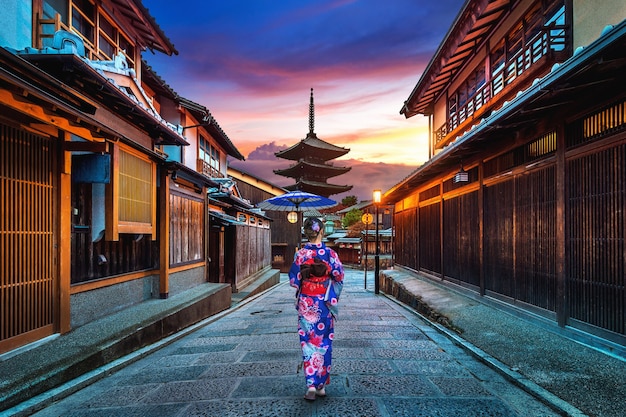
[0,47,119,141]
[19,53,188,146]
[163,161,219,189]
[284,179,353,196]
[179,98,245,160]
[387,20,626,202]
[401,0,511,117]
[275,133,349,161]
[274,159,351,179]
[108,0,178,55]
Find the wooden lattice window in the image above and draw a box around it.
[106,145,156,240]
[39,0,136,66]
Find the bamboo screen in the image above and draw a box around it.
[1,124,55,347]
[119,150,152,224]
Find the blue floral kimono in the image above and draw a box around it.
[289,242,344,389]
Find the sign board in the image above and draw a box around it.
[362,213,373,225]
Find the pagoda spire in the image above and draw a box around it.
[274,89,352,198]
[309,88,315,135]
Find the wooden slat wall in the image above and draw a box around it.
[1,123,55,350]
[169,192,204,266]
[418,202,441,275]
[484,181,515,297]
[392,100,626,339]
[567,145,625,335]
[514,167,557,311]
[234,225,272,287]
[396,208,418,270]
[443,191,480,287]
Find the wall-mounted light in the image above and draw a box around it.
[454,164,469,183]
[171,171,178,180]
[287,211,298,224]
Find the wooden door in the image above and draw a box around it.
[0,123,57,354]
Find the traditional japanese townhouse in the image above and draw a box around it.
[207,176,277,293]
[387,0,626,349]
[0,0,231,358]
[228,166,298,273]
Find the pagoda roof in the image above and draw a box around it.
[285,179,353,197]
[275,132,349,161]
[274,159,351,179]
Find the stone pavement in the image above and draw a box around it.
[18,269,563,417]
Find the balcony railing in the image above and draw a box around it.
[198,159,224,179]
[435,25,567,148]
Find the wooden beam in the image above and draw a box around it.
[0,88,105,141]
[159,170,170,298]
[105,143,120,241]
[62,141,109,153]
[59,131,71,333]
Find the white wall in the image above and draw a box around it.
[573,0,626,48]
[0,0,32,49]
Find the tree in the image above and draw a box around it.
[342,208,363,228]
[341,195,358,207]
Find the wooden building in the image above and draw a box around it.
[207,177,274,292]
[387,0,626,347]
[0,0,271,356]
[228,166,300,273]
[274,88,352,197]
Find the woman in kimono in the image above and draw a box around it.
[289,217,344,401]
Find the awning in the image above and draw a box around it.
[209,211,247,227]
[19,53,188,146]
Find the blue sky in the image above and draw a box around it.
[142,0,465,200]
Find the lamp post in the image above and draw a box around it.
[373,189,381,294]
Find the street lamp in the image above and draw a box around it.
[373,189,381,294]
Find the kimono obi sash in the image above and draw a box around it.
[300,276,329,296]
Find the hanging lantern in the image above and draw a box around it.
[287,211,298,224]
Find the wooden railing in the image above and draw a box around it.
[198,159,224,179]
[435,25,567,148]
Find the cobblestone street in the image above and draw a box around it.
[31,269,559,417]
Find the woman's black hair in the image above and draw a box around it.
[303,217,323,240]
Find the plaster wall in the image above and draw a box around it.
[0,0,32,49]
[70,275,159,328]
[168,267,207,295]
[573,0,626,48]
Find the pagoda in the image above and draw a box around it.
[274,89,352,198]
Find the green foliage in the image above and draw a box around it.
[342,208,363,228]
[341,195,358,207]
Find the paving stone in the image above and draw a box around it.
[347,375,438,397]
[332,358,396,374]
[394,359,471,376]
[183,399,313,417]
[382,398,518,417]
[28,271,561,417]
[428,376,494,396]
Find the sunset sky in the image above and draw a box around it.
[142,0,465,200]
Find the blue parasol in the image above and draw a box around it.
[256,190,337,212]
